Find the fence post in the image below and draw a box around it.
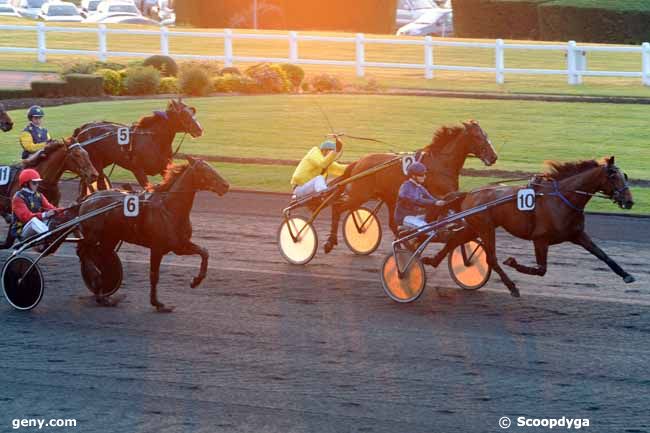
[98,24,107,62]
[567,40,578,85]
[355,33,365,77]
[37,22,46,63]
[289,31,298,63]
[424,36,433,79]
[224,29,233,67]
[495,38,505,84]
[642,43,650,86]
[160,26,169,56]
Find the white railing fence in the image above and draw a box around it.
[1,23,650,86]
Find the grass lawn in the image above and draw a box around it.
[1,94,647,214]
[3,17,650,97]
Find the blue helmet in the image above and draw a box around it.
[407,162,426,177]
[27,105,45,120]
[319,140,336,151]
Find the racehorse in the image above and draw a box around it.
[0,139,98,219]
[76,157,230,312]
[72,98,203,191]
[0,103,14,132]
[323,120,498,253]
[425,156,635,297]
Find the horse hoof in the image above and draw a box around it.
[421,257,438,267]
[190,277,204,288]
[503,257,516,267]
[323,240,336,254]
[624,274,636,284]
[155,304,175,313]
[509,287,520,298]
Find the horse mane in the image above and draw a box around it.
[148,163,188,192]
[135,112,164,129]
[424,125,464,153]
[543,159,601,180]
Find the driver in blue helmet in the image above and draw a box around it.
[19,105,51,159]
[395,162,447,228]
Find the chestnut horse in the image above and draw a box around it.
[77,157,229,312]
[0,103,14,132]
[324,120,498,253]
[426,157,635,297]
[73,99,203,190]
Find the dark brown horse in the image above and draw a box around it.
[426,156,635,297]
[77,157,230,312]
[324,120,498,253]
[73,99,203,190]
[0,139,98,220]
[0,103,14,132]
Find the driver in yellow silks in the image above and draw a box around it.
[290,138,347,198]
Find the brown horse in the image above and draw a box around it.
[73,99,203,190]
[77,157,230,312]
[0,139,98,220]
[324,120,498,253]
[0,103,14,132]
[426,156,635,297]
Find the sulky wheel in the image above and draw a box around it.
[2,256,45,311]
[277,216,318,265]
[343,206,382,256]
[380,250,426,303]
[80,250,123,297]
[447,240,491,290]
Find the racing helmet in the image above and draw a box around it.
[319,140,336,151]
[407,162,426,177]
[27,105,45,120]
[19,169,43,186]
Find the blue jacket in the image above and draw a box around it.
[394,179,439,225]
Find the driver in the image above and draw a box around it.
[11,169,61,240]
[19,105,51,159]
[290,138,347,199]
[395,162,446,228]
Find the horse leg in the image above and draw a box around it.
[133,168,149,189]
[150,249,174,312]
[503,239,548,277]
[323,189,355,254]
[571,231,635,283]
[384,196,399,237]
[0,229,15,250]
[481,228,519,297]
[173,241,209,288]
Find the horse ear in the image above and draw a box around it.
[608,156,615,166]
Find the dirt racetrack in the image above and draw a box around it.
[1,186,649,433]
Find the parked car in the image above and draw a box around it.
[396,0,440,29]
[96,14,158,25]
[0,2,20,16]
[38,1,83,21]
[13,0,48,19]
[396,8,453,37]
[85,0,141,22]
[80,0,101,14]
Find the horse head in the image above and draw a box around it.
[0,103,13,132]
[462,120,498,166]
[186,156,229,196]
[168,98,203,138]
[601,156,633,210]
[63,138,99,185]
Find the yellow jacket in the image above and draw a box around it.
[291,147,347,187]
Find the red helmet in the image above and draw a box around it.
[19,169,43,186]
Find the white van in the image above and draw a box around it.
[396,0,440,29]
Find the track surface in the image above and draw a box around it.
[1,189,649,433]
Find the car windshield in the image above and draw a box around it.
[108,4,138,13]
[26,0,45,8]
[88,0,100,10]
[415,10,447,23]
[0,5,13,11]
[48,4,78,15]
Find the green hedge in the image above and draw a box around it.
[31,80,68,98]
[0,89,32,99]
[454,0,650,43]
[64,74,104,96]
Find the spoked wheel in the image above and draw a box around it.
[343,206,382,255]
[277,216,318,265]
[80,250,123,297]
[2,256,45,311]
[448,240,491,290]
[380,250,426,303]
